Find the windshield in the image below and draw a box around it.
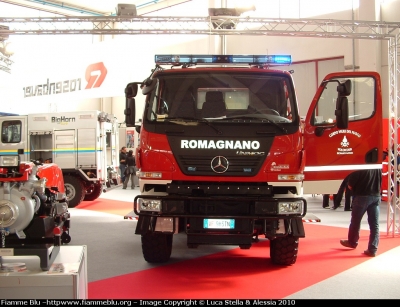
[145,72,297,124]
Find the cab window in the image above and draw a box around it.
[1,120,22,143]
[313,77,375,125]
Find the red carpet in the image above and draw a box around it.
[75,198,133,216]
[88,223,400,299]
[79,198,400,298]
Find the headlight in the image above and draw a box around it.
[139,171,162,179]
[278,200,303,214]
[138,198,162,212]
[0,155,19,167]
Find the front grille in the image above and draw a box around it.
[178,155,263,176]
[166,181,273,196]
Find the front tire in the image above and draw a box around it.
[64,176,85,208]
[141,232,173,263]
[270,235,299,265]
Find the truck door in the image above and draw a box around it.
[77,128,97,168]
[303,72,383,195]
[53,130,76,168]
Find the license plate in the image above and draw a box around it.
[203,219,235,229]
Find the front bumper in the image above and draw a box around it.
[133,194,307,219]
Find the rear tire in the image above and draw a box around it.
[141,232,173,263]
[84,183,103,201]
[64,176,85,208]
[270,235,299,265]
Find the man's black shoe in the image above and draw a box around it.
[340,239,357,248]
[364,250,376,257]
[331,206,339,210]
[344,208,352,211]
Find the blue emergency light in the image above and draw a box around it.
[155,54,292,65]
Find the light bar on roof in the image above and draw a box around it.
[155,54,292,65]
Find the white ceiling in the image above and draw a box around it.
[0,0,196,17]
[1,1,362,19]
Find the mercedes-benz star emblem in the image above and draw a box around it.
[211,156,229,173]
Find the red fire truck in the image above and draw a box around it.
[124,54,383,265]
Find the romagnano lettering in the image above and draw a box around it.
[181,140,260,150]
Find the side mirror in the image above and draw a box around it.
[335,97,349,129]
[124,82,138,127]
[125,83,138,98]
[135,125,141,134]
[337,79,351,96]
[335,79,351,129]
[124,98,136,127]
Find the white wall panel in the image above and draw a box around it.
[278,58,344,117]
[288,62,317,118]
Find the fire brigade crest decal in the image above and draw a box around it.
[341,136,350,147]
[329,129,362,155]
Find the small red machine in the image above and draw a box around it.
[0,149,71,270]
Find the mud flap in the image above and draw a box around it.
[289,217,305,237]
[135,215,152,235]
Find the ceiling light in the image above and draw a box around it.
[208,5,256,29]
[208,6,256,17]
[0,41,14,57]
[116,4,137,17]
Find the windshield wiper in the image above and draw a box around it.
[219,115,287,133]
[197,118,223,135]
[160,117,222,134]
[160,116,197,121]
[259,118,287,133]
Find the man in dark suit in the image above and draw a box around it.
[119,146,127,183]
[339,169,382,257]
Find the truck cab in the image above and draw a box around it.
[125,54,382,265]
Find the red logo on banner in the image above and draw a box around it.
[85,62,107,89]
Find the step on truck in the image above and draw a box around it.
[124,54,383,265]
[0,110,120,207]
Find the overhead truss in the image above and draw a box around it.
[388,34,400,237]
[0,16,398,38]
[0,15,399,235]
